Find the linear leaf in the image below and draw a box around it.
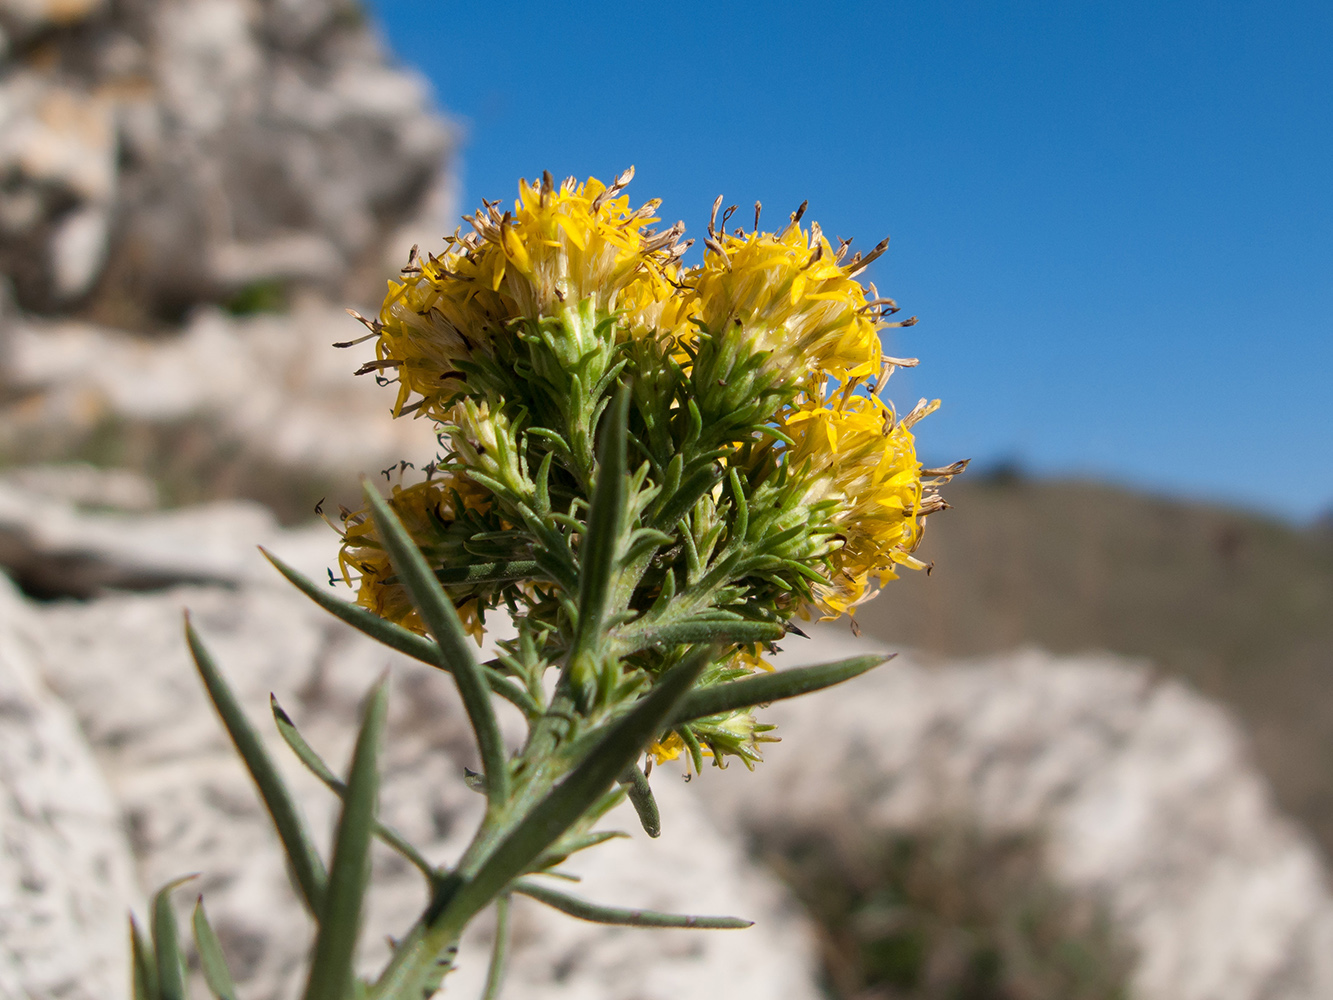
[150,876,195,1000]
[302,678,388,1000]
[263,548,439,662]
[372,652,712,996]
[260,549,537,716]
[271,695,435,880]
[727,466,749,542]
[438,645,711,930]
[186,617,327,912]
[651,460,724,532]
[364,485,511,808]
[670,654,892,725]
[632,619,785,649]
[130,916,156,1000]
[680,725,705,774]
[434,560,540,585]
[570,382,629,660]
[480,895,510,1000]
[617,763,661,838]
[514,880,752,929]
[192,897,238,1000]
[535,828,626,866]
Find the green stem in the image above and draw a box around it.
[370,651,709,996]
[514,880,752,929]
[480,896,510,1000]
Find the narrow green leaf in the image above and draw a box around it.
[433,560,540,585]
[151,876,195,1000]
[651,460,723,532]
[192,897,238,1000]
[570,381,630,660]
[533,828,627,868]
[514,880,752,929]
[302,678,388,1000]
[727,466,749,543]
[129,915,156,1000]
[647,452,683,523]
[751,521,806,553]
[632,619,786,650]
[368,656,708,996]
[271,695,435,880]
[533,449,555,515]
[590,356,630,400]
[263,548,437,660]
[680,725,705,775]
[670,654,892,725]
[437,645,711,931]
[186,617,327,913]
[260,549,538,717]
[480,896,510,1000]
[617,763,661,838]
[776,557,832,585]
[621,529,677,567]
[684,397,703,448]
[363,485,511,808]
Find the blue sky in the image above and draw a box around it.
[367,0,1333,522]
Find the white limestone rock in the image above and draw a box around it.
[7,495,821,1000]
[8,479,1333,999]
[0,298,439,488]
[0,73,116,304]
[0,0,106,42]
[0,0,452,314]
[0,577,137,1000]
[698,627,1333,1000]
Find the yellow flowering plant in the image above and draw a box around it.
[138,169,963,999]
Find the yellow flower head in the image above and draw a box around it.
[784,392,946,617]
[370,168,688,421]
[338,476,493,640]
[480,168,687,325]
[682,203,910,387]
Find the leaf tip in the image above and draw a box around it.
[270,695,293,726]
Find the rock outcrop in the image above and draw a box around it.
[700,629,1333,1000]
[0,0,455,518]
[3,473,1333,998]
[0,474,822,999]
[0,0,452,318]
[0,574,138,1000]
[0,300,439,513]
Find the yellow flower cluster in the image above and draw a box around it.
[784,393,942,617]
[349,170,952,635]
[683,218,886,385]
[335,171,963,775]
[338,476,493,639]
[371,169,687,421]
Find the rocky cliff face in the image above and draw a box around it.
[0,0,451,321]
